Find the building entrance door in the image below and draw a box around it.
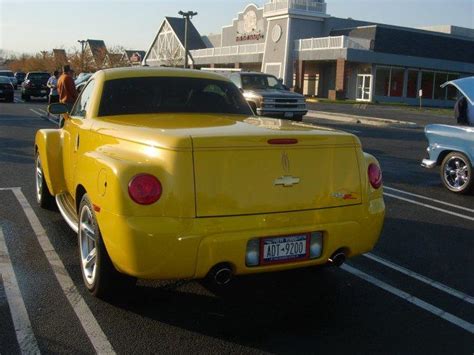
[356,74,372,101]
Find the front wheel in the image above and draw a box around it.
[440,152,473,194]
[78,194,136,299]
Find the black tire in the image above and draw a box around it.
[440,152,473,194]
[293,115,304,122]
[21,93,25,100]
[24,94,30,101]
[7,94,14,103]
[35,155,55,209]
[78,194,136,299]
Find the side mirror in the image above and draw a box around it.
[48,103,68,115]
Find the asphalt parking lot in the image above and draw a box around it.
[0,91,473,354]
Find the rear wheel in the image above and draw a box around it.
[293,115,304,122]
[440,152,473,194]
[7,94,14,103]
[24,94,30,101]
[35,155,55,209]
[78,194,136,299]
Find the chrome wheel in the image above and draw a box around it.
[443,156,470,191]
[79,205,97,286]
[35,157,43,203]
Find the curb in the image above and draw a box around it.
[305,110,419,128]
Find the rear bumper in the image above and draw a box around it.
[257,108,308,117]
[97,199,385,280]
[24,88,48,97]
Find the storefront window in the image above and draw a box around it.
[447,74,460,100]
[390,68,405,97]
[407,70,418,98]
[375,68,390,96]
[434,73,448,100]
[421,72,435,99]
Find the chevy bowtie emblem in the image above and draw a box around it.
[274,176,300,187]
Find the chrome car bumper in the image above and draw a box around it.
[421,159,437,169]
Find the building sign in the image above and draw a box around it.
[235,8,265,42]
[236,33,264,42]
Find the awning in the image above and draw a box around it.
[441,76,474,106]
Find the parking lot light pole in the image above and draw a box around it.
[77,39,87,73]
[178,10,198,69]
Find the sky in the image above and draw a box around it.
[1,0,473,55]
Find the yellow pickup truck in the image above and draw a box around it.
[36,67,385,299]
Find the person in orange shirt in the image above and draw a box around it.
[57,65,78,112]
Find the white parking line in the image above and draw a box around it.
[38,109,48,115]
[29,108,59,125]
[10,188,115,354]
[342,264,474,334]
[384,192,474,222]
[29,109,43,117]
[385,186,474,214]
[0,227,41,354]
[364,253,474,305]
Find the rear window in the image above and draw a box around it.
[98,77,253,117]
[28,73,50,80]
[0,71,13,77]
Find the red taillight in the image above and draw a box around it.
[268,138,298,145]
[128,174,162,205]
[368,164,383,189]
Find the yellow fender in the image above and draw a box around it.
[35,129,67,195]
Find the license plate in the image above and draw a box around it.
[284,112,294,118]
[41,90,47,93]
[261,234,309,264]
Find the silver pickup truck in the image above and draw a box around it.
[226,71,308,121]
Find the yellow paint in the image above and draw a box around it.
[35,67,385,280]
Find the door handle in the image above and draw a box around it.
[75,135,80,152]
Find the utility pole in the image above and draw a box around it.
[178,11,197,69]
[77,39,87,72]
[40,51,48,59]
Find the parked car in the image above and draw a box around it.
[422,77,474,194]
[75,73,93,86]
[0,70,18,89]
[0,76,14,102]
[38,67,385,299]
[21,72,50,101]
[15,72,26,86]
[228,71,308,121]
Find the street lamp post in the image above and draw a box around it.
[77,39,87,72]
[178,10,198,69]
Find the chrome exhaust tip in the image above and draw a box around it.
[329,252,346,267]
[212,266,233,286]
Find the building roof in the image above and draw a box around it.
[86,39,108,65]
[165,17,207,50]
[331,25,474,64]
[53,49,68,64]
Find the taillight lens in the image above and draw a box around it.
[128,174,162,205]
[368,164,383,189]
